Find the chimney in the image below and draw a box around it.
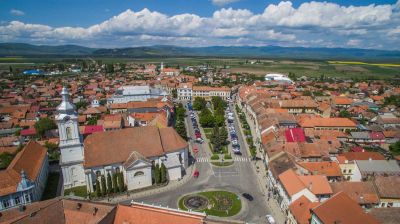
[308,182,313,191]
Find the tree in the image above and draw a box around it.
[112,173,118,193]
[75,101,88,110]
[107,172,113,194]
[172,89,177,99]
[95,179,101,197]
[175,121,187,140]
[34,118,57,138]
[219,127,228,145]
[160,163,167,183]
[193,97,207,111]
[210,126,222,152]
[44,141,60,161]
[0,152,14,169]
[100,175,107,196]
[118,172,125,192]
[87,116,98,125]
[154,163,161,184]
[339,110,351,118]
[389,141,400,156]
[199,112,215,128]
[214,114,225,127]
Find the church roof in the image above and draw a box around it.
[83,126,187,168]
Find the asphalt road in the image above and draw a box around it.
[128,102,271,223]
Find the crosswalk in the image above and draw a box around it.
[196,157,252,163]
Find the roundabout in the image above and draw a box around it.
[178,190,242,217]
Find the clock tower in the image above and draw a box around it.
[56,87,86,189]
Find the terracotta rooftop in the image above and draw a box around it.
[83,126,187,168]
[341,151,385,161]
[0,141,47,197]
[0,198,116,224]
[289,196,320,224]
[114,203,205,224]
[373,175,400,199]
[311,192,379,224]
[330,181,379,205]
[299,161,342,177]
[300,117,356,128]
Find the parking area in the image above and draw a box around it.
[226,104,243,156]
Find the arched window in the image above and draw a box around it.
[134,171,144,177]
[66,127,72,140]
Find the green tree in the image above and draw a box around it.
[0,152,14,169]
[118,172,125,192]
[44,141,60,161]
[160,163,167,183]
[100,175,107,196]
[34,118,57,138]
[219,127,228,145]
[87,116,98,125]
[210,126,222,152]
[175,121,187,140]
[112,173,118,193]
[339,110,351,118]
[107,173,113,194]
[193,97,207,111]
[389,141,400,156]
[154,163,161,184]
[214,114,225,127]
[95,179,101,197]
[172,89,177,99]
[75,101,88,110]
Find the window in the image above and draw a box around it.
[25,194,31,203]
[2,200,10,208]
[348,169,352,173]
[14,196,21,205]
[66,127,72,140]
[134,171,144,177]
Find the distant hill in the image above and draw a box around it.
[1,43,399,61]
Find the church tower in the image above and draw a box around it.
[56,87,86,189]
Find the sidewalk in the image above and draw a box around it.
[99,163,196,203]
[234,104,286,224]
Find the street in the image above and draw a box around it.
[128,101,274,223]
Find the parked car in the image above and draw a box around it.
[232,147,241,155]
[265,215,275,224]
[193,148,199,153]
[193,170,199,178]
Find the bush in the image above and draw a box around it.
[211,154,219,160]
[224,154,232,160]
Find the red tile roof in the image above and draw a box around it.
[312,192,379,224]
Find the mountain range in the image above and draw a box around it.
[1,43,400,61]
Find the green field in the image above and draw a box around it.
[1,57,399,80]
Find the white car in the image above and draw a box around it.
[265,215,275,224]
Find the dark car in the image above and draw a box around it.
[242,193,254,201]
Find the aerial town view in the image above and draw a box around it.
[0,0,400,224]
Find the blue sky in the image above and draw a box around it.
[0,0,399,49]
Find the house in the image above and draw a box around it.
[279,100,318,114]
[310,192,379,224]
[192,86,231,100]
[373,176,400,207]
[108,86,167,104]
[0,197,233,224]
[353,160,400,181]
[330,181,379,209]
[299,117,357,131]
[58,87,189,193]
[369,207,400,224]
[288,196,320,224]
[0,141,48,211]
[333,97,353,108]
[177,83,193,101]
[277,169,332,211]
[335,152,385,181]
[299,162,342,182]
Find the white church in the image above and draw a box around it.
[57,87,188,193]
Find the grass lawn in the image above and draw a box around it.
[64,185,87,198]
[203,128,213,139]
[211,161,234,167]
[179,190,242,217]
[41,172,60,200]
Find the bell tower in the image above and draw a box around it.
[56,87,86,189]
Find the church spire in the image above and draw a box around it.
[57,86,76,113]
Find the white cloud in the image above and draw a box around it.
[0,1,399,49]
[10,9,25,16]
[212,0,240,6]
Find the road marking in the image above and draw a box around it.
[233,157,252,162]
[196,157,210,163]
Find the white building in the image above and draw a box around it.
[57,88,188,193]
[265,73,294,84]
[108,86,167,104]
[177,83,231,101]
[0,141,49,211]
